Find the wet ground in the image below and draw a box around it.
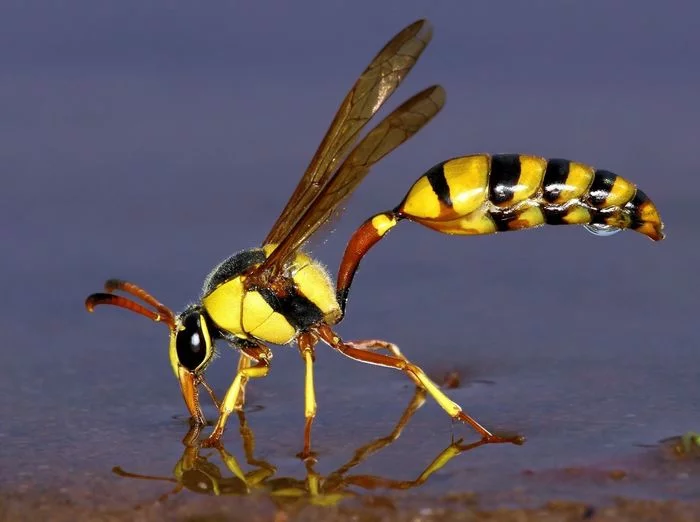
[2,2,700,520]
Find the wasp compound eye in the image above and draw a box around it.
[176,313,209,372]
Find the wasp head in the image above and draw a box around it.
[86,279,216,425]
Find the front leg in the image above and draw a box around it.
[202,344,271,447]
[233,352,252,410]
[330,388,427,479]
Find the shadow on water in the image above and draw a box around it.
[111,389,490,512]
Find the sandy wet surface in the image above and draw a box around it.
[3,486,700,522]
[2,382,699,520]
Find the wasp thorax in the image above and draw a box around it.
[175,307,213,372]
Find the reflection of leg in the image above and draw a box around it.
[317,324,523,445]
[235,412,276,475]
[203,347,271,447]
[237,412,255,463]
[347,438,489,490]
[298,332,318,460]
[416,438,487,483]
[217,416,275,486]
[346,339,420,386]
[332,388,427,479]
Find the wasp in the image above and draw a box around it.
[86,19,664,458]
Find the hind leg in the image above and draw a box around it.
[345,339,421,387]
[316,324,524,445]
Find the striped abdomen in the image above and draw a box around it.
[397,154,664,241]
[336,154,664,314]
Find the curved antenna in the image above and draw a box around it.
[104,279,174,322]
[85,280,176,330]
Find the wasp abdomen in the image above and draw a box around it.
[396,154,664,241]
[336,153,663,315]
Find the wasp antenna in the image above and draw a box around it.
[85,293,175,329]
[101,279,176,328]
[105,279,168,309]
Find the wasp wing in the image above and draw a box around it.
[263,19,433,245]
[259,85,445,276]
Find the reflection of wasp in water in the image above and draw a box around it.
[655,432,700,460]
[85,19,664,457]
[113,390,488,510]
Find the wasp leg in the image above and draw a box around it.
[346,339,405,358]
[330,387,427,482]
[347,437,489,491]
[215,418,276,487]
[297,332,319,461]
[233,353,252,410]
[316,325,524,445]
[202,345,271,448]
[346,339,421,387]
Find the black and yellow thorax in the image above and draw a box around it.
[201,246,341,345]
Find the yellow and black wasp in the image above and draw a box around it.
[86,19,664,457]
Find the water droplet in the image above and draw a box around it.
[584,223,621,237]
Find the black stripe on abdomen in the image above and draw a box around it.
[489,154,522,205]
[588,170,616,208]
[627,188,650,230]
[542,158,571,203]
[425,162,452,207]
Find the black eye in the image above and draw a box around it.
[176,313,208,371]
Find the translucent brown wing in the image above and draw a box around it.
[258,85,446,277]
[263,19,433,246]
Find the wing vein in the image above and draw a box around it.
[263,19,433,246]
[259,85,446,276]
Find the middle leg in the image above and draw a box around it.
[233,352,252,410]
[297,331,319,460]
